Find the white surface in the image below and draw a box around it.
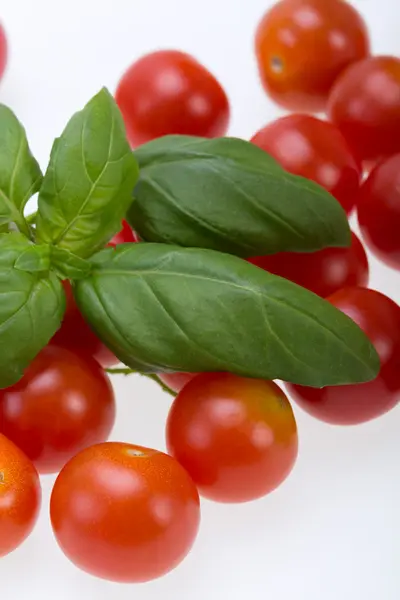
[0,1,399,598]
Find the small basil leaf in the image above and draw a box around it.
[0,105,42,233]
[36,88,139,258]
[50,246,91,280]
[0,233,66,388]
[14,244,50,273]
[128,136,351,258]
[74,243,379,388]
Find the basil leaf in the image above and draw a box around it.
[0,233,66,388]
[74,243,379,387]
[0,105,42,234]
[14,244,50,273]
[36,88,139,258]
[128,136,351,258]
[50,246,91,280]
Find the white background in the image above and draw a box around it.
[0,1,399,599]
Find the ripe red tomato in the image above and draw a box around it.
[249,232,369,298]
[52,221,136,367]
[166,374,298,503]
[158,372,198,393]
[50,442,200,582]
[357,154,400,270]
[115,50,230,147]
[107,219,138,246]
[251,114,361,214]
[287,287,400,425]
[52,281,118,367]
[0,434,41,557]
[0,24,7,82]
[255,0,369,112]
[0,346,115,474]
[328,56,400,163]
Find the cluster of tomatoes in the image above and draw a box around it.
[1,0,400,586]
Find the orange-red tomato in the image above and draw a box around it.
[249,232,369,298]
[0,24,6,81]
[50,442,200,582]
[158,372,198,393]
[0,434,41,557]
[0,346,115,474]
[287,287,400,425]
[255,0,369,112]
[166,374,298,503]
[251,114,361,214]
[357,154,400,270]
[116,50,230,147]
[328,56,400,163]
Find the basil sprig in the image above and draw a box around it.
[0,92,380,390]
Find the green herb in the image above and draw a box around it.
[74,243,379,388]
[128,135,351,257]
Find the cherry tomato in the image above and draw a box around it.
[158,372,198,393]
[52,281,118,367]
[357,154,400,270]
[0,434,41,557]
[249,232,369,298]
[255,0,369,112]
[287,287,400,425]
[328,56,400,163]
[0,24,7,82]
[107,219,139,247]
[166,373,298,503]
[115,50,230,147]
[251,114,361,214]
[52,221,136,367]
[50,442,200,583]
[0,346,115,474]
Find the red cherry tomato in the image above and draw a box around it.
[0,346,115,474]
[249,232,369,298]
[108,219,138,247]
[357,154,400,270]
[52,281,118,368]
[0,24,7,81]
[255,0,369,112]
[50,442,200,583]
[328,56,400,163]
[158,372,198,393]
[166,374,298,503]
[287,287,400,425]
[0,434,41,557]
[251,114,361,214]
[115,50,230,147]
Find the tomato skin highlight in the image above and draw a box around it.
[50,442,200,583]
[255,0,369,112]
[166,374,298,503]
[0,24,7,81]
[251,114,361,214]
[115,50,230,147]
[287,287,400,425]
[158,372,198,393]
[328,56,400,163]
[357,154,400,270]
[0,346,115,474]
[0,434,41,557]
[249,232,369,299]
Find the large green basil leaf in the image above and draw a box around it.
[0,233,65,388]
[0,105,42,234]
[36,88,138,258]
[127,136,351,258]
[74,243,379,387]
